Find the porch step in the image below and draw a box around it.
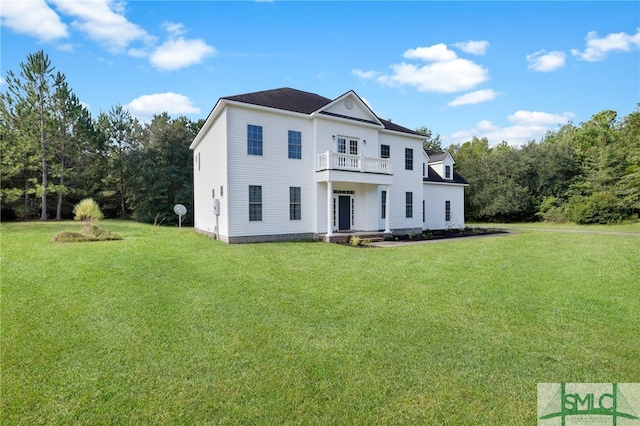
[322,232,389,244]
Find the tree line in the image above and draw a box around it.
[447,109,640,224]
[2,50,638,226]
[1,51,200,225]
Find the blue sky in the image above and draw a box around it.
[2,1,639,147]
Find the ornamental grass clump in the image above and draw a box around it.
[53,199,121,243]
[74,198,103,233]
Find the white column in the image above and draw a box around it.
[327,180,333,236]
[384,184,391,233]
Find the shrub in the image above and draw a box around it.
[566,192,627,224]
[536,196,569,223]
[53,199,122,243]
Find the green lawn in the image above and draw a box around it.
[2,220,639,425]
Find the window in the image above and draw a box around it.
[337,137,346,154]
[445,200,451,221]
[405,148,413,170]
[288,130,301,159]
[212,188,215,198]
[423,200,425,222]
[381,190,387,219]
[380,144,390,159]
[406,192,413,218]
[290,187,301,220]
[247,125,263,156]
[422,163,425,177]
[352,198,355,226]
[338,137,358,155]
[333,198,336,227]
[220,185,224,197]
[349,139,358,155]
[445,165,451,179]
[249,185,262,221]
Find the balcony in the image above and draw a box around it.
[317,151,392,175]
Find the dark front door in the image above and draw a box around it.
[339,196,350,231]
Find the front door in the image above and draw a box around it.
[338,196,351,231]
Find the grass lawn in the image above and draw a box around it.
[2,220,639,425]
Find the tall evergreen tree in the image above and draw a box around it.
[0,50,56,219]
[127,113,196,225]
[50,73,93,219]
[96,105,138,217]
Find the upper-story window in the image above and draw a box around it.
[405,148,413,170]
[380,144,390,159]
[337,137,358,155]
[349,139,358,155]
[445,165,451,179]
[288,130,301,159]
[247,125,263,156]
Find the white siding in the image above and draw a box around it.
[379,132,424,232]
[194,108,228,238]
[226,105,316,237]
[423,183,465,230]
[323,96,375,122]
[192,90,467,242]
[313,116,380,160]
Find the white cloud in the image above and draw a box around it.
[447,110,575,146]
[125,92,200,121]
[49,0,154,52]
[377,59,489,93]
[448,89,499,106]
[453,40,489,55]
[353,43,489,94]
[571,29,640,61]
[0,0,68,42]
[162,21,185,37]
[526,50,566,72]
[150,38,217,71]
[1,0,217,71]
[146,20,217,71]
[403,44,457,62]
[352,69,382,79]
[507,110,573,126]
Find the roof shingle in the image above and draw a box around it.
[223,87,422,136]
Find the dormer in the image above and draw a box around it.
[425,150,455,180]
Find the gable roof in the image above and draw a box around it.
[223,87,331,115]
[223,87,423,136]
[424,166,468,185]
[425,149,450,162]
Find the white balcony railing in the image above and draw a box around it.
[317,151,392,174]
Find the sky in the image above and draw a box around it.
[1,0,639,147]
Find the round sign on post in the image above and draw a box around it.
[173,204,187,228]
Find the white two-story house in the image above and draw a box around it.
[189,88,467,243]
